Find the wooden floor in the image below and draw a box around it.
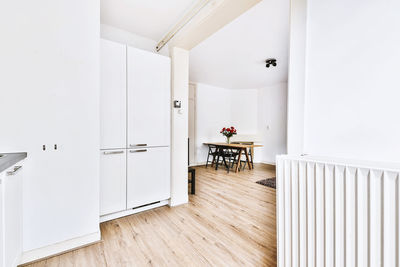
[26,164,277,267]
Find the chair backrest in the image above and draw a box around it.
[208,144,217,153]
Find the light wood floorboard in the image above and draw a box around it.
[24,164,277,267]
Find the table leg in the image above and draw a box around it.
[235,148,242,173]
[215,147,221,170]
[244,148,252,170]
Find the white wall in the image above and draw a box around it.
[258,83,288,164]
[195,83,238,164]
[231,90,259,135]
[170,47,189,206]
[101,24,169,56]
[0,0,100,256]
[301,0,400,162]
[193,82,287,165]
[286,0,307,155]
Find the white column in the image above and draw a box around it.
[287,0,308,155]
[169,47,189,206]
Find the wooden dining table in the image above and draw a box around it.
[203,142,263,173]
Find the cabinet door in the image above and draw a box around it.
[127,147,170,209]
[3,165,23,267]
[100,39,127,149]
[127,47,171,148]
[0,174,3,267]
[100,150,127,216]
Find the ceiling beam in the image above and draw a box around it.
[164,0,261,50]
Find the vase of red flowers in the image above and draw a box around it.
[220,126,237,144]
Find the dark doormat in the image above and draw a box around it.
[256,177,276,189]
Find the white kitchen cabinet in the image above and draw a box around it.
[100,43,171,221]
[0,173,3,267]
[127,47,171,148]
[1,163,23,267]
[100,39,127,149]
[127,147,170,209]
[100,150,127,216]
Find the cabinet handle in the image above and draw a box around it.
[129,149,147,153]
[130,144,147,147]
[7,166,22,176]
[103,151,124,155]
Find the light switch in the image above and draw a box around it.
[173,100,181,108]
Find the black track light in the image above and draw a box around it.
[265,58,277,68]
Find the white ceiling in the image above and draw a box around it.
[100,0,198,41]
[101,0,289,89]
[189,0,290,89]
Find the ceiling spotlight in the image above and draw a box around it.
[265,58,277,68]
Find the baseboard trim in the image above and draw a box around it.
[260,161,276,166]
[100,200,170,223]
[189,162,206,167]
[168,198,188,207]
[20,231,101,266]
[260,161,276,170]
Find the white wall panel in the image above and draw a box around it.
[298,161,307,267]
[306,162,315,267]
[357,168,369,267]
[277,155,400,267]
[383,171,398,266]
[370,170,383,267]
[284,160,292,266]
[315,163,325,267]
[334,165,345,267]
[325,164,334,267]
[291,161,299,266]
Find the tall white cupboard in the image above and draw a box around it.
[100,39,171,221]
[0,162,24,267]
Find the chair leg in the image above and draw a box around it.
[221,151,229,173]
[232,152,238,169]
[206,149,210,168]
[211,152,217,167]
[250,148,254,168]
[191,171,195,194]
[215,149,221,170]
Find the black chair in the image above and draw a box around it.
[225,148,241,170]
[205,144,218,168]
[214,147,241,173]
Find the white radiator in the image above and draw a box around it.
[277,155,400,267]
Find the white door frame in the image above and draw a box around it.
[188,82,197,166]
